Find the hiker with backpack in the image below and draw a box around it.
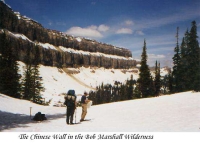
[64,90,77,125]
[80,91,90,122]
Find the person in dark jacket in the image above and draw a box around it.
[64,90,77,125]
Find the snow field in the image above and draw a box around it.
[0,91,199,132]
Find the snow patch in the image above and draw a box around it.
[59,46,134,60]
[38,43,57,50]
[1,0,11,9]
[8,31,32,43]
[76,37,82,42]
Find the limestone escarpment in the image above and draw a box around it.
[0,1,136,69]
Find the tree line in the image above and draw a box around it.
[89,57,162,106]
[172,21,200,92]
[88,21,200,106]
[0,31,45,105]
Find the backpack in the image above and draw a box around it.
[64,90,76,107]
[67,90,75,96]
[33,112,47,121]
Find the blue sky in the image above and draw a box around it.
[4,0,200,67]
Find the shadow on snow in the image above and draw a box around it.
[0,110,66,131]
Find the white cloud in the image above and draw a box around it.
[66,26,103,38]
[98,24,110,32]
[66,24,110,38]
[116,28,133,34]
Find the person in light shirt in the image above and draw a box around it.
[80,91,90,121]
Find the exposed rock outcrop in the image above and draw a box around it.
[0,1,136,69]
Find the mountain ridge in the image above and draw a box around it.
[0,1,137,69]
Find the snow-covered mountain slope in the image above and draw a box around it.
[18,61,139,106]
[0,91,199,132]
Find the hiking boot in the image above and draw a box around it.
[70,123,74,125]
[80,119,84,122]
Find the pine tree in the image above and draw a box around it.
[11,57,21,98]
[95,86,101,105]
[115,81,121,101]
[154,61,161,96]
[21,45,45,103]
[21,42,33,100]
[137,40,151,97]
[133,83,141,98]
[187,21,200,91]
[148,75,155,96]
[32,45,44,103]
[31,64,44,103]
[126,75,135,99]
[168,71,173,93]
[179,35,188,91]
[21,64,33,100]
[120,84,126,101]
[161,74,170,94]
[0,31,21,98]
[172,27,181,92]
[100,82,104,104]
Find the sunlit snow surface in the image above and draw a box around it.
[0,91,199,132]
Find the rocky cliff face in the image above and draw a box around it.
[0,1,136,69]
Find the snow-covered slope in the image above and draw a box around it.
[0,91,199,132]
[18,61,139,106]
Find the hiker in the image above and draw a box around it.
[80,91,90,122]
[64,90,77,125]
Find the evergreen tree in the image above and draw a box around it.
[126,75,135,99]
[172,27,181,92]
[95,86,101,105]
[120,84,126,101]
[21,42,33,100]
[115,81,121,101]
[133,83,141,98]
[21,64,33,100]
[31,64,44,103]
[148,75,155,96]
[100,82,104,104]
[168,71,173,93]
[187,21,200,91]
[11,57,21,98]
[21,45,45,103]
[137,40,151,97]
[179,36,188,91]
[0,31,21,98]
[161,75,169,94]
[154,61,161,96]
[32,45,44,103]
